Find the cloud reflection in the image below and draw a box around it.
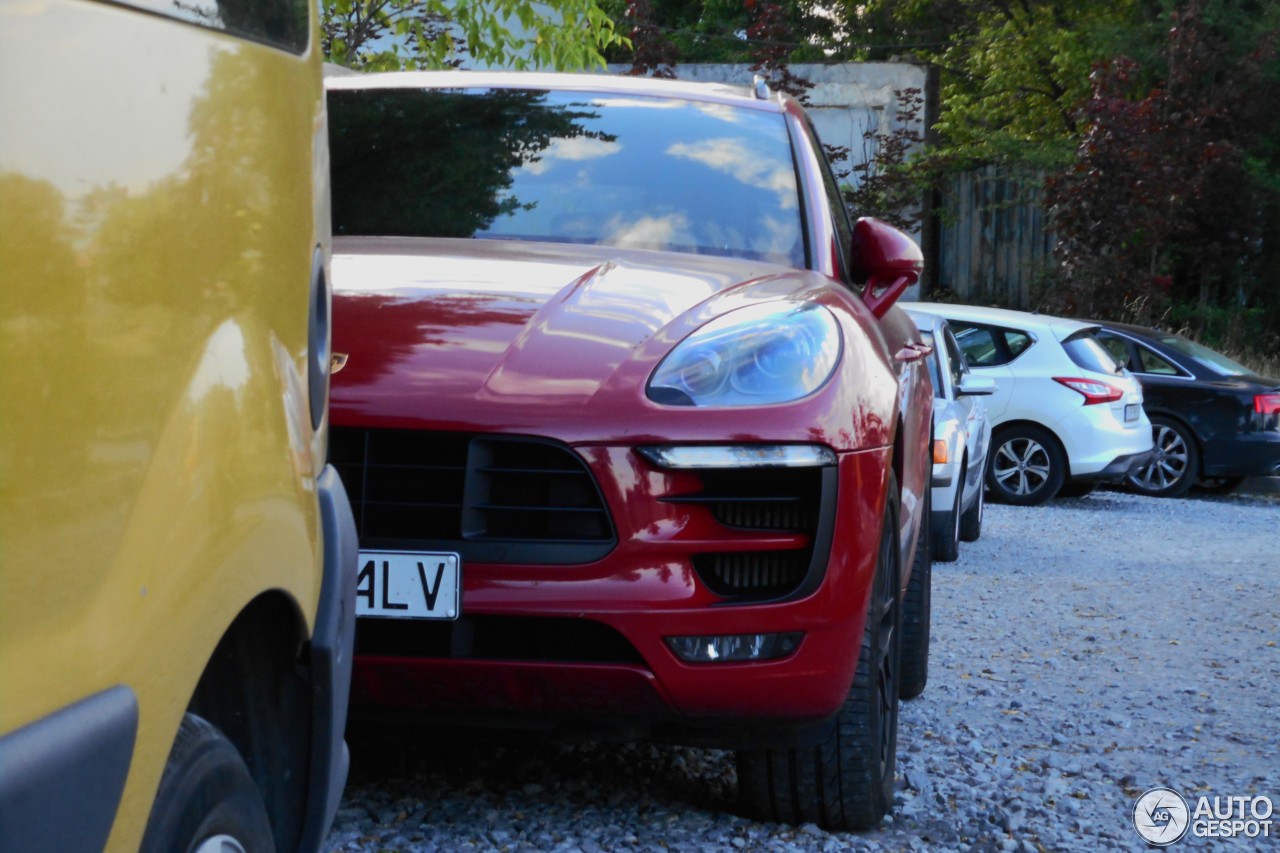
[602,212,691,250]
[522,136,621,176]
[666,137,797,209]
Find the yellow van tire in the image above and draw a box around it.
[139,714,276,853]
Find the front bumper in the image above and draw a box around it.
[930,460,962,529]
[348,444,892,733]
[297,465,358,853]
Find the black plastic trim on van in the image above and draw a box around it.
[0,685,138,853]
[294,464,359,853]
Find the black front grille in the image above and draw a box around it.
[331,429,615,564]
[692,551,811,597]
[664,466,835,603]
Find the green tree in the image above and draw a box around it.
[830,0,1150,173]
[328,88,611,237]
[610,0,1150,176]
[1045,0,1280,354]
[323,0,628,70]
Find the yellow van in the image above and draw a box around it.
[0,2,356,852]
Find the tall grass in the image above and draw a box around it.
[1164,303,1280,380]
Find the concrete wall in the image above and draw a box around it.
[661,64,930,193]
[612,63,938,293]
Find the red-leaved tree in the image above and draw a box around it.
[1046,1,1280,336]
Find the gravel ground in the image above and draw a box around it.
[326,487,1280,852]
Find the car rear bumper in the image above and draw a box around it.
[347,445,892,735]
[1202,430,1280,478]
[1072,448,1154,482]
[1058,405,1153,479]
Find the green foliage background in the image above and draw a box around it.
[321,0,1280,366]
[322,0,627,71]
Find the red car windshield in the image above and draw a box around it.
[329,87,806,268]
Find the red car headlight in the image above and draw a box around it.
[648,302,841,407]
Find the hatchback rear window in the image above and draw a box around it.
[1062,331,1121,375]
[1097,334,1131,368]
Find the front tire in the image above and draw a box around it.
[1128,416,1198,497]
[931,476,960,563]
[737,477,902,830]
[140,714,276,853]
[900,483,932,700]
[986,425,1066,506]
[959,477,984,542]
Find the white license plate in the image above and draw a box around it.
[356,550,460,620]
[1125,403,1140,422]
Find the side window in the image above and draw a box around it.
[1097,334,1133,369]
[943,328,966,388]
[1005,330,1033,358]
[1137,345,1182,376]
[950,323,1002,367]
[950,321,1033,367]
[107,0,310,52]
[921,332,944,398]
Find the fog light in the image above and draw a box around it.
[665,632,803,663]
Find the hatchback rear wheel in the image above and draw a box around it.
[986,425,1065,506]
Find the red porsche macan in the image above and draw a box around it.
[326,71,934,829]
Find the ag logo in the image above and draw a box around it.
[1133,787,1191,846]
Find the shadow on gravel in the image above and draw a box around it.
[1048,484,1280,512]
[1040,494,1139,513]
[345,725,740,817]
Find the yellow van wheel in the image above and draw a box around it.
[139,714,276,853]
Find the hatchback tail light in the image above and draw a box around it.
[1053,377,1124,405]
[1255,393,1280,415]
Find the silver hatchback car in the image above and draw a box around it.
[907,309,994,561]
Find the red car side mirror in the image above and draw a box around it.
[849,217,923,319]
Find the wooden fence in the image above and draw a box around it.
[935,166,1054,309]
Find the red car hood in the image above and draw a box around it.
[330,236,843,435]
